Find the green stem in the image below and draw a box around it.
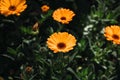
[57,23,64,32]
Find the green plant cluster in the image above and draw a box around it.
[0,0,120,80]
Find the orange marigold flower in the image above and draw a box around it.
[41,5,50,12]
[0,0,27,16]
[47,32,76,53]
[52,8,75,24]
[104,25,120,44]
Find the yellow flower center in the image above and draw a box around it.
[61,17,66,20]
[112,34,119,39]
[57,42,66,49]
[9,6,16,11]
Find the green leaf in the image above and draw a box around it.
[67,67,81,80]
[78,39,87,51]
[65,75,72,80]
[20,26,32,34]
[7,47,17,55]
[69,50,78,63]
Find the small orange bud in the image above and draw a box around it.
[25,66,33,73]
[41,5,50,12]
[32,22,39,31]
